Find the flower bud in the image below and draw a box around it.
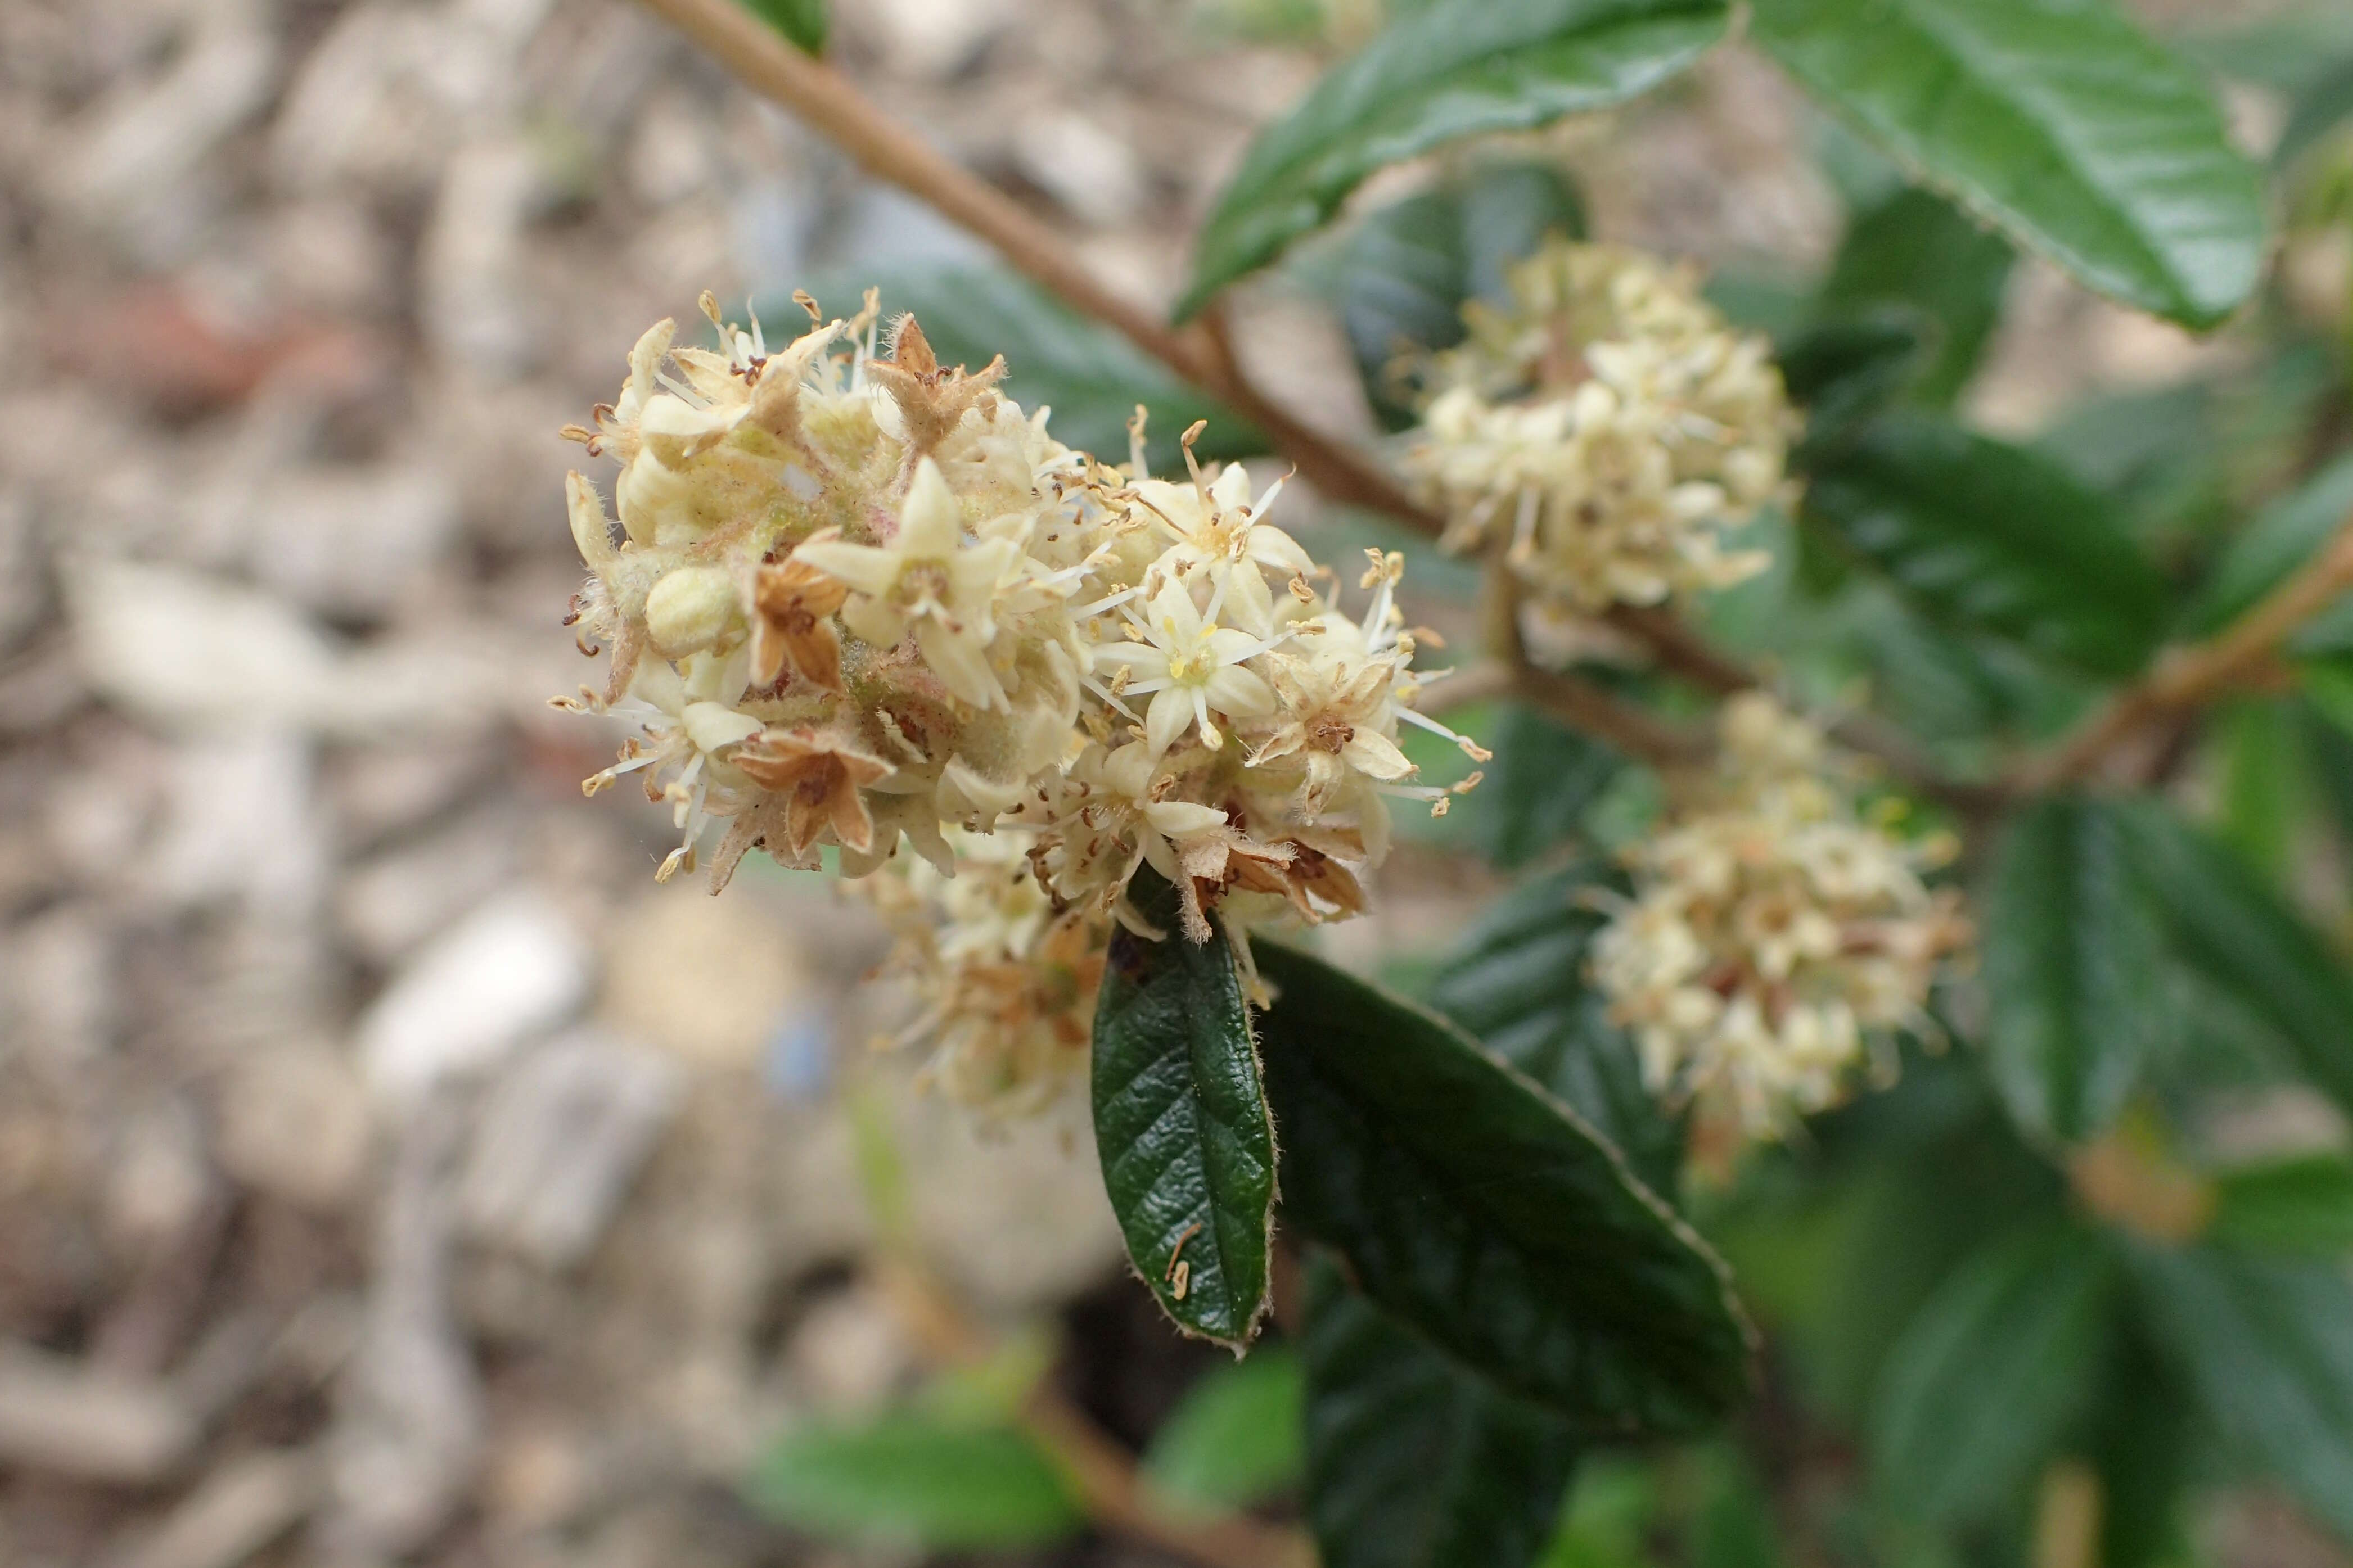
[643,566,740,656]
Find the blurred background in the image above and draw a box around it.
[1,0,2349,1564]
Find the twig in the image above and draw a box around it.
[1480,562,1709,770]
[633,0,1425,521]
[632,0,1985,801]
[2013,504,2353,793]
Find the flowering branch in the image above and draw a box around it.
[2013,503,2353,793]
[628,0,1793,714]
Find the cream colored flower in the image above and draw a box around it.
[1404,240,1796,613]
[794,457,1020,711]
[1093,575,1278,755]
[1592,695,1969,1138]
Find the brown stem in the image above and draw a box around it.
[632,0,1980,800]
[1481,563,1709,769]
[2013,504,2353,794]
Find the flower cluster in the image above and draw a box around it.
[1402,238,1796,613]
[557,288,1483,967]
[1590,694,1970,1137]
[856,829,1106,1113]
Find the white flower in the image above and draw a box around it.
[1092,575,1277,756]
[794,456,1020,711]
[1405,240,1795,612]
[1592,697,1969,1140]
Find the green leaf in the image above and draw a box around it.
[2118,802,2353,1123]
[1091,868,1276,1348]
[775,267,1263,473]
[1467,705,1625,869]
[746,1415,1084,1549]
[1141,1349,1304,1512]
[1427,864,1682,1194]
[2129,1245,2353,1542]
[1800,414,2167,677]
[2214,698,2307,882]
[1777,311,1933,444]
[1983,796,2170,1143]
[1329,163,1586,428]
[2277,56,2353,171]
[1254,939,1751,1431]
[736,0,826,53]
[2210,1154,2353,1256]
[1816,186,2013,405]
[2183,449,2353,639]
[1300,1253,1579,1568]
[1748,0,2268,328]
[1868,1220,2117,1524]
[1178,0,1728,317]
[2085,1328,2198,1568]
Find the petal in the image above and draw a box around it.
[914,619,1007,711]
[794,539,902,598]
[831,780,876,853]
[898,456,962,555]
[1088,641,1170,681]
[1245,525,1314,574]
[565,472,617,571]
[626,656,687,716]
[1209,463,1252,511]
[783,623,844,692]
[1205,666,1275,717]
[682,701,763,753]
[1144,801,1228,835]
[841,598,907,649]
[1145,685,1192,756]
[1341,730,1415,780]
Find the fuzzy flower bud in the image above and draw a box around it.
[1401,239,1797,613]
[1590,694,1969,1138]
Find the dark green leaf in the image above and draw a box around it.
[1427,864,1680,1194]
[1869,1220,2117,1524]
[1178,0,1728,316]
[1983,796,2170,1142]
[776,267,1263,473]
[2183,450,2353,639]
[1777,311,1932,442]
[1254,939,1751,1431]
[1750,0,2268,328]
[2086,1328,2198,1568]
[1816,186,2012,404]
[1092,868,1275,1347]
[1800,414,2167,677]
[1301,1253,1579,1568]
[2214,699,2306,882]
[736,0,826,53]
[2210,1155,2353,1256]
[2118,802,2353,1123]
[2277,57,2353,170]
[1332,163,1586,427]
[1142,1349,1304,1512]
[1467,705,1625,869]
[746,1416,1084,1548]
[2129,1246,2353,1541]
